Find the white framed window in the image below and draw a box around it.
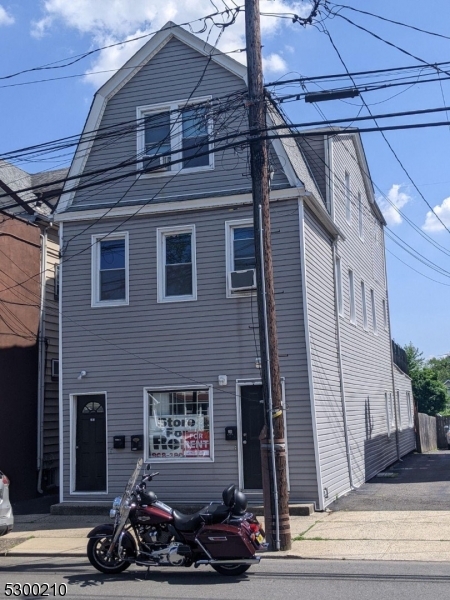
[390,393,395,430]
[137,97,213,176]
[348,269,356,324]
[335,256,343,316]
[361,280,368,330]
[51,358,59,380]
[382,298,388,330]
[396,390,402,430]
[157,225,197,303]
[358,192,364,239]
[345,172,351,223]
[54,264,60,300]
[144,386,213,462]
[370,288,377,334]
[385,392,391,437]
[407,391,413,426]
[225,219,256,297]
[91,232,129,307]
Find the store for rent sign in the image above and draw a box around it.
[149,415,210,459]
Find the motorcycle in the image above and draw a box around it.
[87,458,267,576]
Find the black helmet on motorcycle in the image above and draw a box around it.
[222,484,237,507]
[232,489,248,515]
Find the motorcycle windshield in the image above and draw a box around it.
[111,458,143,549]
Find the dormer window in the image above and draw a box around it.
[137,98,213,176]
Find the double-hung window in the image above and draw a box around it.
[348,269,356,324]
[370,288,377,334]
[145,387,213,462]
[345,172,351,223]
[335,256,343,316]
[361,280,368,330]
[137,97,213,175]
[92,232,129,307]
[225,219,256,296]
[358,192,364,239]
[157,225,197,302]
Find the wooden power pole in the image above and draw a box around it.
[245,0,291,551]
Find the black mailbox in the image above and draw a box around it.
[131,435,143,451]
[113,435,125,449]
[225,426,237,441]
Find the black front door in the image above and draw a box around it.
[240,385,264,490]
[76,394,106,492]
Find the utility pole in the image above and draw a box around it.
[245,0,291,551]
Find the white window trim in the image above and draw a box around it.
[370,288,377,335]
[358,192,364,240]
[390,392,395,430]
[345,172,351,224]
[407,391,413,426]
[361,279,368,330]
[382,298,388,331]
[335,256,343,317]
[157,224,197,303]
[143,385,214,463]
[91,232,129,308]
[385,392,392,437]
[225,218,256,299]
[136,96,214,178]
[348,269,356,325]
[397,390,402,430]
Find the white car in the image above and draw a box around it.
[0,471,13,536]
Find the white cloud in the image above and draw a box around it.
[422,197,450,233]
[31,0,311,86]
[378,184,411,226]
[263,53,288,75]
[0,5,14,26]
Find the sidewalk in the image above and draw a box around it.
[4,509,450,561]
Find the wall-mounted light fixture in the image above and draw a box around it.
[77,370,87,380]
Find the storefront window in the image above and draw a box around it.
[146,388,211,460]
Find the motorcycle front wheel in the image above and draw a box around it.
[87,536,130,574]
[212,564,250,576]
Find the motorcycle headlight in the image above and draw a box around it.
[109,509,117,519]
[112,496,122,510]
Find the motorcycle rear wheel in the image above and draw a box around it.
[211,564,251,576]
[87,536,130,574]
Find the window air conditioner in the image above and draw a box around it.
[230,269,256,291]
[144,154,170,172]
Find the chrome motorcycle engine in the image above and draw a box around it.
[142,526,171,545]
[150,542,186,566]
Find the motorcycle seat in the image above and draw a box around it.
[172,503,230,532]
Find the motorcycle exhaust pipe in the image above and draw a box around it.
[195,558,261,567]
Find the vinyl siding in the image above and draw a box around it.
[297,136,328,205]
[43,226,59,475]
[70,36,289,213]
[331,134,398,487]
[303,206,350,504]
[393,365,416,457]
[60,198,318,504]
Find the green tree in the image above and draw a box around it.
[427,355,450,384]
[404,342,425,373]
[412,368,448,416]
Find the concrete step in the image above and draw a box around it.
[51,502,316,517]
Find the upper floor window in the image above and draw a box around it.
[225,219,256,297]
[91,232,129,307]
[345,172,351,223]
[335,256,343,316]
[361,280,368,330]
[382,298,388,330]
[137,98,213,176]
[157,225,197,303]
[54,264,60,301]
[348,269,356,324]
[358,192,364,239]
[370,288,377,334]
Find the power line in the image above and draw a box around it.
[386,248,450,287]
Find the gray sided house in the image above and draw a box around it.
[55,23,414,509]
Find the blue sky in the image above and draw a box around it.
[1,0,449,358]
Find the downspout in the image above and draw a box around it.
[37,226,49,494]
[332,240,354,489]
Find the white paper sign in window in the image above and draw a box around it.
[148,389,211,460]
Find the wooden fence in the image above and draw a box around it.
[415,412,437,453]
[436,415,450,449]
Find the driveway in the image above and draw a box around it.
[328,450,450,511]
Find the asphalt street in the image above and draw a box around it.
[1,557,450,599]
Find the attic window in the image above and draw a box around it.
[137,97,213,176]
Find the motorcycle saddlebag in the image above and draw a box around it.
[196,523,255,559]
